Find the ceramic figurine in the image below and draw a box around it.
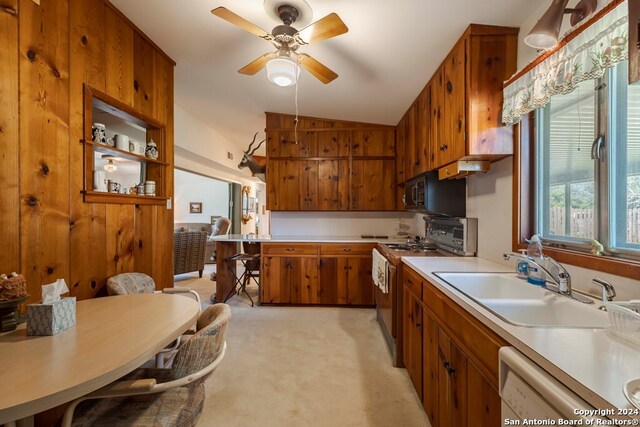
[145,139,158,160]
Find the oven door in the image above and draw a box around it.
[376,263,396,339]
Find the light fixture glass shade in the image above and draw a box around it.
[104,159,117,172]
[266,57,300,87]
[525,0,570,49]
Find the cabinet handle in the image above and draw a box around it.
[343,248,352,252]
[440,144,448,151]
[286,248,295,252]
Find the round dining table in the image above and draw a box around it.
[0,293,200,425]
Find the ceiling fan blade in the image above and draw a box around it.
[239,53,277,75]
[211,7,273,40]
[295,13,348,45]
[298,54,338,84]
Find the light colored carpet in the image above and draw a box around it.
[174,266,430,427]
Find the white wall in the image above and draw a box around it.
[174,169,229,223]
[270,212,418,237]
[472,0,640,299]
[174,103,267,235]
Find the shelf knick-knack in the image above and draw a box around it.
[145,139,158,160]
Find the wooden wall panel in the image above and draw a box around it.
[105,7,134,106]
[151,52,174,288]
[0,0,20,273]
[68,0,108,299]
[133,32,155,119]
[19,0,71,300]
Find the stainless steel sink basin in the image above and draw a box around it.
[434,272,608,328]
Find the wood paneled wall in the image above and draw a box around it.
[0,0,175,304]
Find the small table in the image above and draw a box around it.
[0,293,199,425]
[223,253,260,307]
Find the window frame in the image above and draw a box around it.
[514,106,640,278]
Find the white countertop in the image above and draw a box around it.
[210,234,406,244]
[402,257,640,417]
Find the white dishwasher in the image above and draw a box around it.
[499,347,603,424]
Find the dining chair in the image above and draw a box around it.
[61,304,231,427]
[106,272,202,367]
[106,272,202,309]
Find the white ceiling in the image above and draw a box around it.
[111,0,540,152]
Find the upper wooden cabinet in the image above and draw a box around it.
[265,113,398,211]
[398,24,518,180]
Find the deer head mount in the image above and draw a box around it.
[239,132,266,182]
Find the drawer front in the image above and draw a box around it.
[319,243,375,256]
[423,279,506,386]
[262,243,318,256]
[403,266,423,299]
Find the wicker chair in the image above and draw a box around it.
[174,231,207,277]
[61,304,231,427]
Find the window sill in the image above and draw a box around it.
[512,244,640,280]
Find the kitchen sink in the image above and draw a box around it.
[434,272,609,328]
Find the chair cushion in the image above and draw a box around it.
[71,384,205,427]
[106,273,155,296]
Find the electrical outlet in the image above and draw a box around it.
[227,152,233,160]
[166,197,172,210]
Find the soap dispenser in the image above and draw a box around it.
[526,235,546,286]
[516,249,529,279]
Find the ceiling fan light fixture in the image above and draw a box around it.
[266,57,300,87]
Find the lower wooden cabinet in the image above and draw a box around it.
[261,243,375,306]
[402,266,506,426]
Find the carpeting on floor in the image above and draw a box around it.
[174,265,430,427]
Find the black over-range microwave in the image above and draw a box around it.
[403,172,466,217]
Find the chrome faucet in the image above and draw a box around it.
[503,253,594,304]
[592,278,616,310]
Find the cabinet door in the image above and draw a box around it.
[261,256,291,303]
[351,129,395,157]
[467,359,501,426]
[431,69,445,168]
[437,327,467,426]
[267,131,318,158]
[404,288,423,399]
[423,312,439,425]
[133,32,155,119]
[442,38,466,166]
[318,257,348,304]
[290,257,319,304]
[317,160,349,211]
[267,160,317,211]
[415,85,431,175]
[317,131,350,158]
[405,105,417,180]
[351,159,395,211]
[347,256,375,305]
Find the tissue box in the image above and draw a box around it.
[27,297,76,336]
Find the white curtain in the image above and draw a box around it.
[502,0,628,125]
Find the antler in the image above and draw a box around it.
[248,138,266,156]
[244,132,259,154]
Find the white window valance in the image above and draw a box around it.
[502,0,628,126]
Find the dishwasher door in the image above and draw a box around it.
[499,347,602,424]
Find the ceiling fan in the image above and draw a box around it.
[211,1,348,86]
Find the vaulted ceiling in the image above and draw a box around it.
[111,0,540,151]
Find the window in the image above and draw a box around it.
[534,61,640,259]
